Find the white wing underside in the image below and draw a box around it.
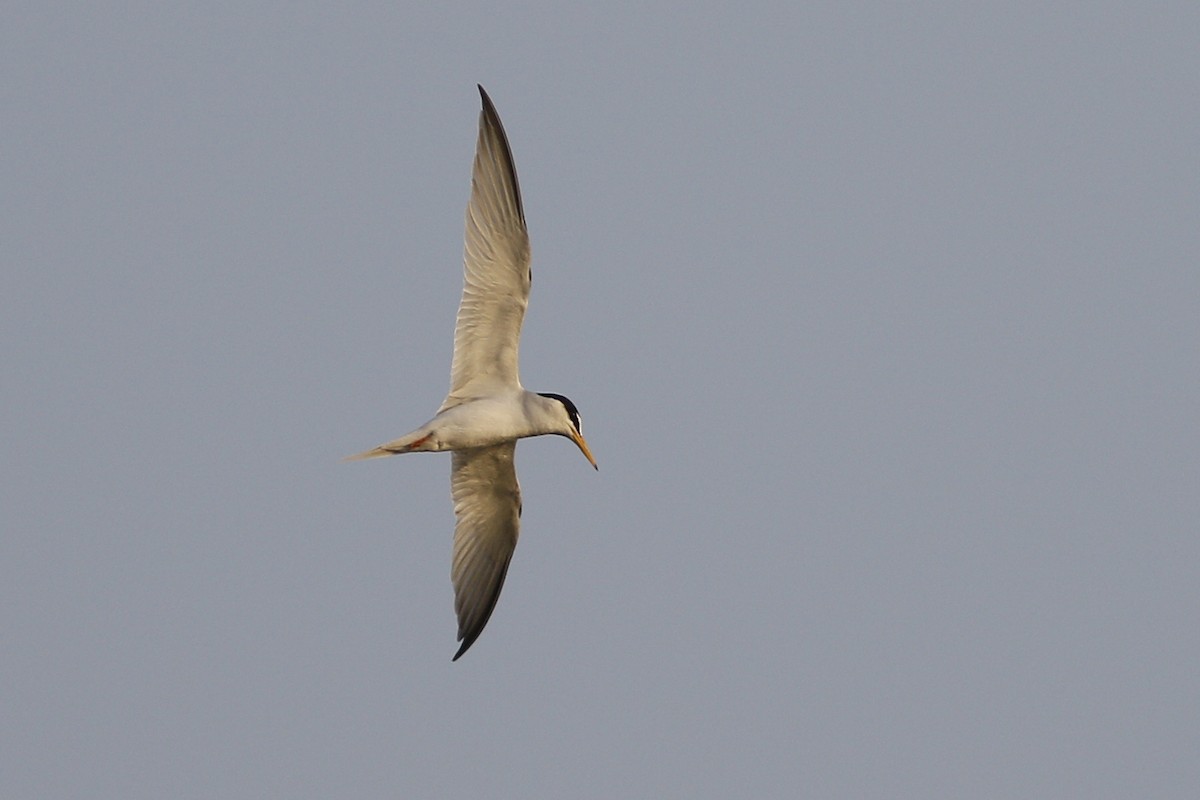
[450,443,521,660]
[440,89,531,412]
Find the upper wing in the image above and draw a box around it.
[441,86,531,411]
[449,442,522,660]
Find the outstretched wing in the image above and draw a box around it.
[449,442,522,660]
[441,86,531,411]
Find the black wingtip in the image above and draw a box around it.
[451,619,487,661]
[477,85,502,122]
[452,631,481,661]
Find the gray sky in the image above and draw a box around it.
[4,3,1198,797]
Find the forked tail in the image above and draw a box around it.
[342,446,396,462]
[343,428,432,462]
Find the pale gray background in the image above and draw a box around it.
[4,3,1198,797]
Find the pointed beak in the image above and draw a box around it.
[570,430,598,470]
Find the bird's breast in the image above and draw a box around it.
[428,396,536,450]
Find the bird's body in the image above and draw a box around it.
[351,390,581,455]
[348,86,595,661]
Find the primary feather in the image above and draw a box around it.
[442,87,532,410]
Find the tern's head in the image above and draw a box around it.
[537,392,597,470]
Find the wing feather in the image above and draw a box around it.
[442,86,531,410]
[450,443,522,660]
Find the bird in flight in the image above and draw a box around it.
[348,86,597,660]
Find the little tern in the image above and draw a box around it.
[348,86,597,660]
